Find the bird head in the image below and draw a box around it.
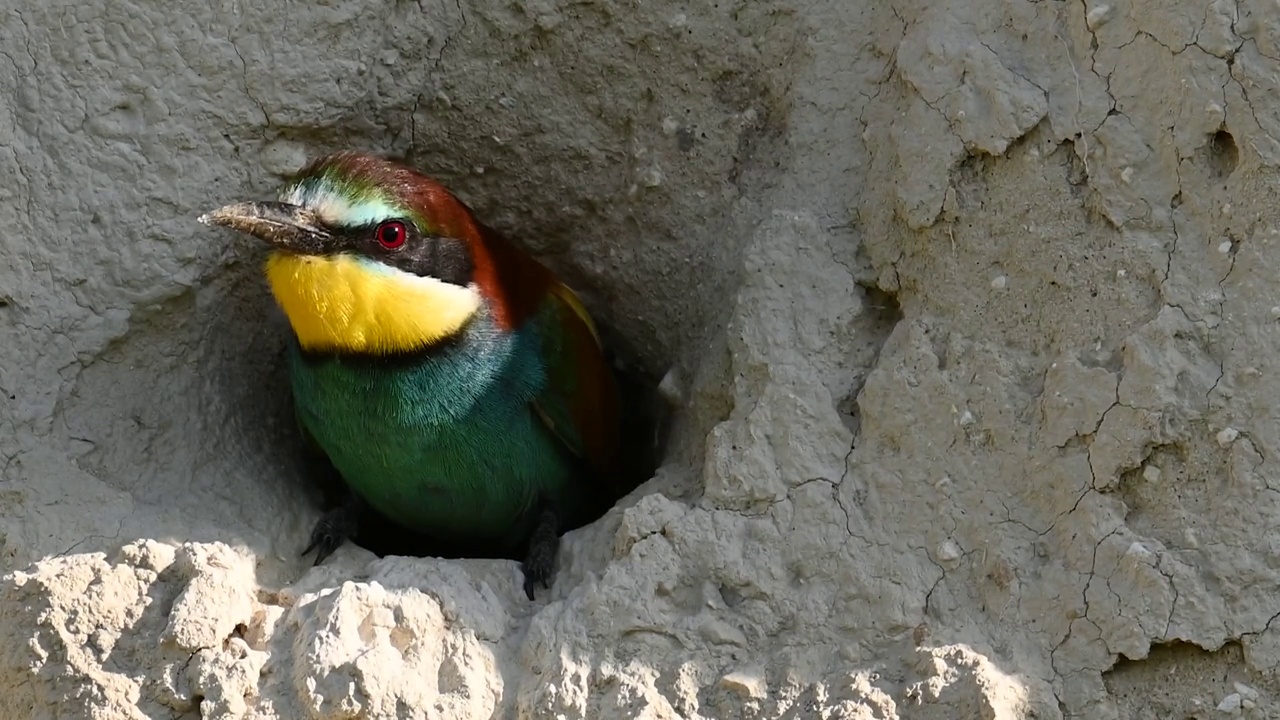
[200,152,490,355]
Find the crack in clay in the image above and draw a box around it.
[1231,42,1276,147]
[1110,543,1175,647]
[1117,30,1177,56]
[229,40,270,129]
[1253,606,1280,638]
[0,446,18,478]
[914,90,961,143]
[993,494,1043,537]
[853,9,900,135]
[1216,228,1240,291]
[1192,3,1215,54]
[1103,574,1127,627]
[1234,437,1278,501]
[1164,150,1185,289]
[921,548,950,614]
[58,514,126,558]
[1065,0,1124,182]
[178,647,210,690]
[1085,399,1136,486]
[978,38,1048,95]
[431,0,467,73]
[1246,35,1280,63]
[1073,0,1113,115]
[1203,254,1223,407]
[408,93,424,149]
[788,476,849,534]
[1156,553,1179,639]
[15,10,37,74]
[1048,368,1120,451]
[1082,529,1119,627]
[1057,30,1092,179]
[833,444,856,536]
[1214,64,1233,134]
[1227,0,1242,48]
[822,231,856,280]
[0,46,19,93]
[1052,616,1108,676]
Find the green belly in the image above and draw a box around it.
[286,317,579,547]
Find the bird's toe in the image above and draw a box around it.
[301,499,361,565]
[521,503,560,601]
[521,554,553,601]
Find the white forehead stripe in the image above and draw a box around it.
[280,180,400,227]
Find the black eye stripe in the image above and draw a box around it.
[329,218,474,286]
[330,219,417,245]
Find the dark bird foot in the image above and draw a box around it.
[521,500,561,601]
[302,494,362,566]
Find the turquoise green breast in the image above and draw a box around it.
[286,310,580,546]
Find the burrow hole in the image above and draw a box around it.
[1205,129,1239,180]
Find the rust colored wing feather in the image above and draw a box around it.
[469,221,621,476]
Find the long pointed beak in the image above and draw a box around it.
[197,201,333,254]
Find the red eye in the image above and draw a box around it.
[376,220,407,249]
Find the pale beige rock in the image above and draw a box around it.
[4,0,1280,718]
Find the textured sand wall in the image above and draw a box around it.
[3,0,1280,718]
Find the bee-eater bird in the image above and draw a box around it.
[199,152,622,599]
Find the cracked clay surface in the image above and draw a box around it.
[3,0,1280,718]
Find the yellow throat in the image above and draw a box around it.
[264,251,483,354]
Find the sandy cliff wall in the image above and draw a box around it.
[2,0,1279,718]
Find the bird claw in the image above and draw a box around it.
[521,549,554,601]
[521,501,560,601]
[302,498,361,566]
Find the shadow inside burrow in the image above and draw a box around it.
[209,233,672,571]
